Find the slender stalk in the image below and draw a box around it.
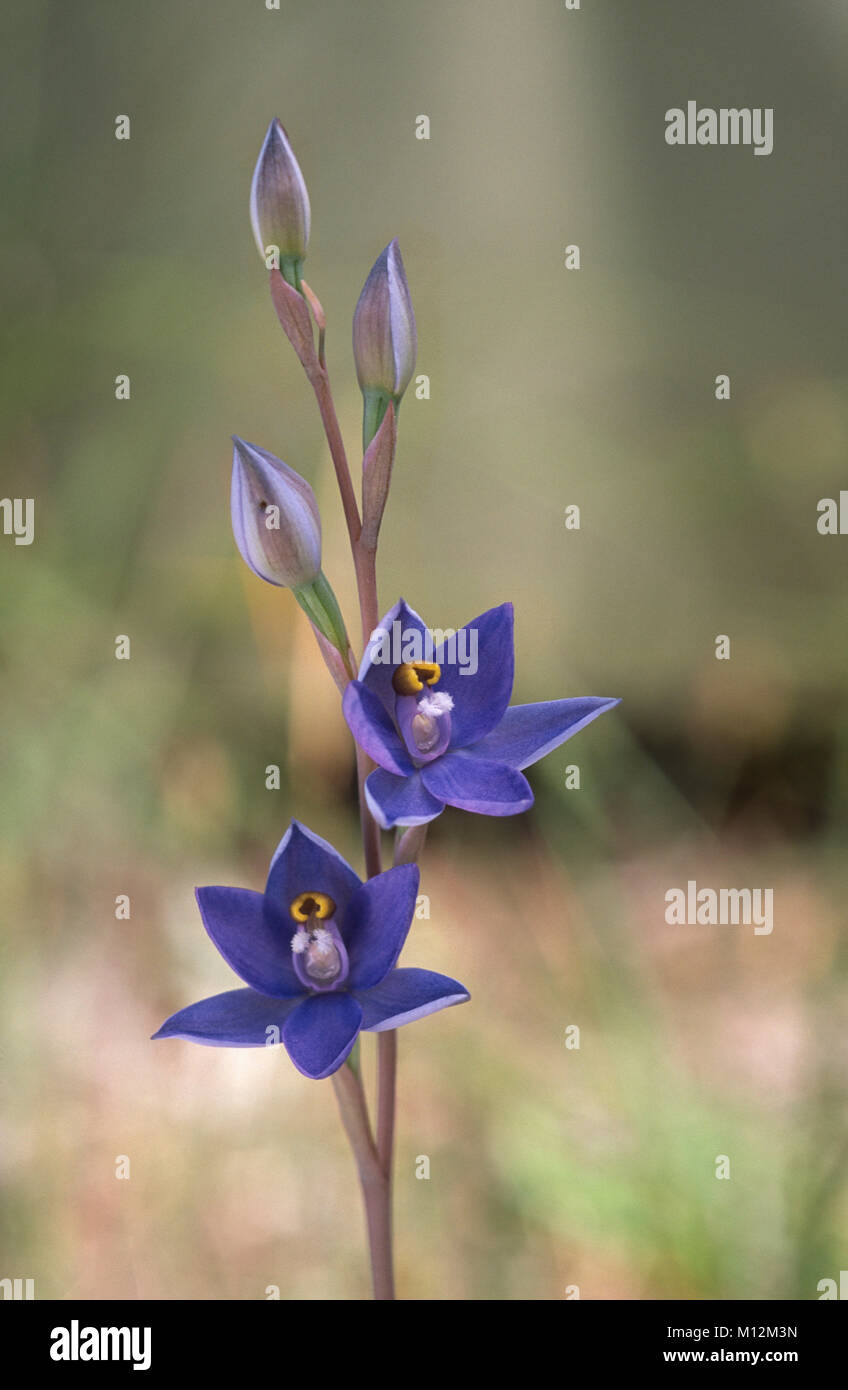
[308,365,362,545]
[307,368,382,877]
[331,1063,394,1300]
[376,826,429,1174]
[307,362,380,659]
[376,1031,397,1177]
[293,294,430,1299]
[299,313,398,1295]
[341,457,397,1195]
[349,546,381,878]
[355,743,382,880]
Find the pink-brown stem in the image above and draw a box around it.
[295,298,400,1295]
[308,365,363,546]
[331,1062,394,1300]
[376,1031,397,1178]
[292,288,432,1299]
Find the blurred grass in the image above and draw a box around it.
[1,0,847,1299]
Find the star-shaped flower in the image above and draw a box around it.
[153,822,469,1079]
[343,599,619,829]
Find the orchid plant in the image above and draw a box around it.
[154,118,618,1300]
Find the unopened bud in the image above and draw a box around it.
[352,239,417,447]
[231,437,321,589]
[250,119,311,287]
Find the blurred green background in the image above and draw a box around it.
[2,0,847,1299]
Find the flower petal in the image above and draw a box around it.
[365,767,445,829]
[282,993,363,1079]
[342,681,415,776]
[358,597,431,715]
[265,821,361,919]
[434,603,515,747]
[420,752,533,816]
[357,968,470,1031]
[195,887,302,998]
[467,697,620,769]
[343,864,420,990]
[152,988,299,1047]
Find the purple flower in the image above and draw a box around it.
[152,822,469,1079]
[342,599,619,829]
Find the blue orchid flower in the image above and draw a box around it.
[153,821,469,1079]
[343,599,619,829]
